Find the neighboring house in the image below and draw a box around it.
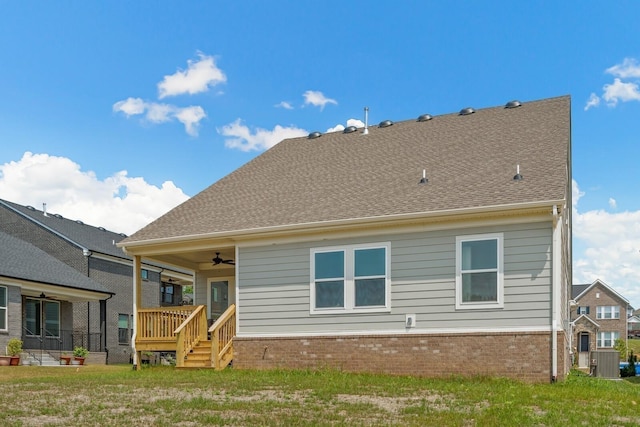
[0,231,112,361]
[570,279,632,368]
[0,199,192,363]
[628,315,640,337]
[120,95,572,382]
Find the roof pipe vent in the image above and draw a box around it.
[513,164,523,181]
[362,107,369,135]
[307,131,322,139]
[419,169,428,184]
[459,107,475,116]
[505,100,522,109]
[417,114,433,122]
[343,125,358,134]
[43,203,47,217]
[379,120,394,128]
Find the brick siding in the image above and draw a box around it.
[234,331,567,383]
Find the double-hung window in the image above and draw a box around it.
[311,243,390,314]
[118,314,132,345]
[597,331,619,348]
[577,306,590,315]
[0,286,7,331]
[456,233,504,310]
[596,306,620,319]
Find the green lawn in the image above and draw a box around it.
[0,366,638,426]
[628,337,640,356]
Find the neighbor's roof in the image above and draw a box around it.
[123,95,571,244]
[573,279,630,305]
[0,231,112,295]
[571,284,590,299]
[0,199,128,259]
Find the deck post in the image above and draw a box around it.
[132,255,142,370]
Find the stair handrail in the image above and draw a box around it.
[174,305,208,368]
[209,304,236,370]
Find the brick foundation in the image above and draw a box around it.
[234,331,567,383]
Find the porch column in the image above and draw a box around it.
[132,255,142,370]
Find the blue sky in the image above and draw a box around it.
[0,2,639,308]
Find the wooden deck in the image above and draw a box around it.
[135,304,236,369]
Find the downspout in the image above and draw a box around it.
[551,205,561,382]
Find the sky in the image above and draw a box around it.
[0,2,639,309]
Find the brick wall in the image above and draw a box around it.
[571,284,628,349]
[234,331,566,383]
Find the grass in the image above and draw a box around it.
[0,365,639,426]
[628,337,640,356]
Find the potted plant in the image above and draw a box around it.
[72,346,89,365]
[59,352,72,365]
[7,338,23,366]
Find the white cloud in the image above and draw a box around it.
[275,101,294,110]
[218,119,307,151]
[608,198,617,209]
[606,57,640,79]
[113,98,206,136]
[303,90,337,110]
[326,118,366,133]
[0,152,189,235]
[584,93,600,111]
[602,78,640,106]
[158,52,226,99]
[573,180,640,309]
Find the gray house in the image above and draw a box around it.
[0,199,192,363]
[120,95,572,382]
[0,231,112,361]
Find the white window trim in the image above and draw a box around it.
[596,305,620,320]
[310,242,391,315]
[597,331,619,348]
[455,233,504,310]
[0,285,7,332]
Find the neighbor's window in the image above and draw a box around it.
[311,243,390,314]
[597,331,619,348]
[577,306,590,315]
[141,269,149,280]
[456,233,504,310]
[0,286,7,331]
[118,314,131,345]
[161,284,174,304]
[596,306,620,319]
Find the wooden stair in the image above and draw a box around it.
[182,340,213,368]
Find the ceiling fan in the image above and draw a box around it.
[212,252,235,266]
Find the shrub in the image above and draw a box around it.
[7,338,23,356]
[621,350,637,378]
[73,346,89,358]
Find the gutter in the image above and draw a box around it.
[119,199,565,251]
[551,204,560,382]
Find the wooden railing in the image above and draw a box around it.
[174,305,208,368]
[136,306,198,351]
[210,304,236,370]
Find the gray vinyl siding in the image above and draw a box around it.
[237,222,553,335]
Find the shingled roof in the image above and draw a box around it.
[0,199,128,259]
[0,231,112,295]
[123,95,570,244]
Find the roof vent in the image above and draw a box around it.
[75,220,84,225]
[459,107,475,116]
[513,164,523,181]
[343,126,358,134]
[119,233,127,237]
[98,226,106,231]
[26,205,35,211]
[419,169,428,184]
[505,100,522,109]
[379,120,394,128]
[308,131,322,139]
[417,114,433,122]
[53,213,63,219]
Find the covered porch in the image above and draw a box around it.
[129,246,238,370]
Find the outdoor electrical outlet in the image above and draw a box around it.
[406,314,416,328]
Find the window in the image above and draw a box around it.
[141,269,149,280]
[311,243,390,314]
[597,331,619,348]
[25,298,59,337]
[161,284,174,304]
[456,233,503,310]
[596,306,620,319]
[0,286,7,331]
[118,314,132,345]
[577,306,590,315]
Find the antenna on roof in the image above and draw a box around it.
[43,203,47,217]
[513,164,523,181]
[362,107,369,135]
